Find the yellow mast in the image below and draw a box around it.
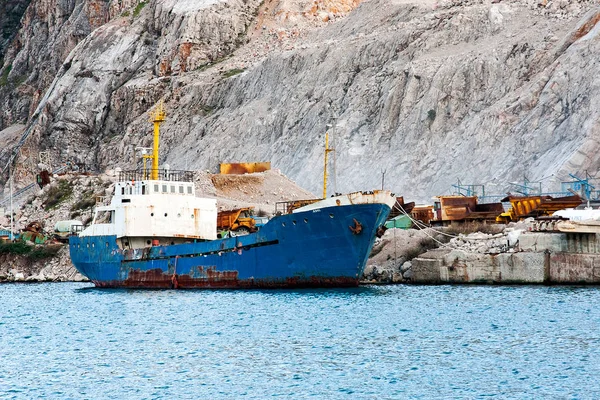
[149,101,166,180]
[323,131,333,199]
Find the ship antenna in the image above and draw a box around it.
[149,100,166,180]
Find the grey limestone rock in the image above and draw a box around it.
[0,0,599,204]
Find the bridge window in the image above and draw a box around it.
[162,184,167,193]
[154,184,159,192]
[179,185,184,194]
[187,186,193,194]
[95,210,115,224]
[170,185,175,193]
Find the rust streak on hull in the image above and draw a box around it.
[93,268,359,289]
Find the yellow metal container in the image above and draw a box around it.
[219,162,271,175]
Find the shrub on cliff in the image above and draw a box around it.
[70,190,96,212]
[0,240,31,255]
[44,180,73,210]
[0,240,59,260]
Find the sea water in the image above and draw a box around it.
[1,283,599,399]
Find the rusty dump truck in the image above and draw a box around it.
[431,195,505,225]
[216,207,258,236]
[496,194,582,223]
[410,205,435,225]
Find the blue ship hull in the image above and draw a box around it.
[69,203,390,289]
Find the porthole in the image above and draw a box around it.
[304,218,308,223]
[91,243,95,248]
[146,240,151,245]
[329,213,334,218]
[106,242,109,248]
[164,213,168,217]
[282,222,286,227]
[151,212,154,217]
[86,243,89,248]
[177,213,181,218]
[292,220,297,225]
[191,214,194,219]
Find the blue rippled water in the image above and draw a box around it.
[1,283,600,399]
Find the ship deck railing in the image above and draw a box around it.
[118,169,194,183]
[275,199,321,215]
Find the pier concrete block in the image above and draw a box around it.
[550,253,600,284]
[518,233,566,252]
[412,250,546,284]
[497,252,545,283]
[412,251,445,283]
[411,235,600,284]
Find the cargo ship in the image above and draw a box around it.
[68,105,396,288]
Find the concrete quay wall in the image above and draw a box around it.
[412,232,600,284]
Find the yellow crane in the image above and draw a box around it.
[148,101,166,180]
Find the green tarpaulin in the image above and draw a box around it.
[384,215,412,229]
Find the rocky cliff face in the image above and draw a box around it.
[1,0,599,201]
[0,0,30,61]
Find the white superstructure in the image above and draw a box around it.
[78,103,220,249]
[80,175,217,248]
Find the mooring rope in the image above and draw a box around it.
[389,201,458,248]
